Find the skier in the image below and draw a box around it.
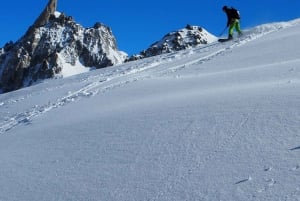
[222,5,242,40]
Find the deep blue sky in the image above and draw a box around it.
[0,0,299,55]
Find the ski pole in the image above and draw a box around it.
[219,26,228,36]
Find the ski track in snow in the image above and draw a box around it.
[0,24,291,135]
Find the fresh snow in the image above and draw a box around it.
[58,54,91,78]
[54,11,61,18]
[0,19,300,201]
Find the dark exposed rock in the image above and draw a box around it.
[25,0,57,38]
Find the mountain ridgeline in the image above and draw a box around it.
[0,0,216,93]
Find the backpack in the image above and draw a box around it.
[231,7,241,19]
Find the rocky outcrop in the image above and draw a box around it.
[33,0,57,28]
[0,1,126,93]
[25,0,57,37]
[127,25,217,61]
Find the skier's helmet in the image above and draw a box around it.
[222,6,228,11]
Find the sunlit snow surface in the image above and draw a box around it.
[0,19,300,201]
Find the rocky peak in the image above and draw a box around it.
[34,0,57,28]
[25,0,57,38]
[127,24,217,61]
[0,0,126,93]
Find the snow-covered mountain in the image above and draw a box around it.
[0,1,219,93]
[128,24,217,61]
[0,1,126,93]
[0,19,300,201]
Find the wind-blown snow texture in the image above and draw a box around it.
[0,19,300,201]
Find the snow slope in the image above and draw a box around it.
[0,19,300,201]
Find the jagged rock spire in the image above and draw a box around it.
[23,0,57,38]
[33,0,57,28]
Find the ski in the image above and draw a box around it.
[218,38,232,42]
